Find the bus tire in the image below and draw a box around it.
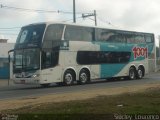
[63,70,75,86]
[78,69,90,85]
[129,67,136,80]
[137,67,144,79]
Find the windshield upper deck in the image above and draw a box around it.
[15,24,46,48]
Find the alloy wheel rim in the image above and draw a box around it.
[130,70,135,79]
[138,69,143,78]
[65,73,72,84]
[80,73,87,83]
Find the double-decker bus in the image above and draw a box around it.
[10,22,155,86]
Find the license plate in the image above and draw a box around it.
[21,80,25,84]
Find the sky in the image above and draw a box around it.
[0,0,160,45]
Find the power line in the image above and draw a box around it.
[0,16,89,30]
[97,17,117,28]
[0,33,18,35]
[0,4,84,14]
[2,4,58,13]
[62,16,83,22]
[0,29,19,31]
[0,27,21,29]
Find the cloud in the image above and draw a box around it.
[77,0,160,34]
[118,0,160,29]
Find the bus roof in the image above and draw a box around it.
[23,21,154,35]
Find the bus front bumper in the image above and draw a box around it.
[13,78,40,85]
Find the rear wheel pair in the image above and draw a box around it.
[129,67,144,80]
[63,69,90,86]
[78,69,90,85]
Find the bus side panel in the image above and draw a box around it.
[90,42,101,79]
[148,42,156,73]
[101,64,127,78]
[99,43,129,78]
[69,41,101,80]
[115,59,148,77]
[40,66,63,84]
[99,43,149,78]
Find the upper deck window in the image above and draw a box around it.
[44,24,64,41]
[126,34,145,44]
[16,24,46,45]
[145,34,154,43]
[96,29,126,43]
[64,25,93,41]
[42,24,64,49]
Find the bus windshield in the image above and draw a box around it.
[14,48,40,72]
[16,24,46,46]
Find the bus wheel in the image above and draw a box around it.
[78,69,90,84]
[137,67,143,79]
[63,70,75,85]
[129,67,136,80]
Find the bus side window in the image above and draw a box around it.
[96,29,126,43]
[52,51,59,66]
[46,52,52,66]
[145,35,153,43]
[42,51,52,68]
[126,34,145,44]
[41,51,59,69]
[108,33,126,43]
[96,29,114,42]
[126,34,135,43]
[134,35,145,43]
[101,32,115,41]
[44,24,64,41]
[64,25,93,41]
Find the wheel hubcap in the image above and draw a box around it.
[80,73,87,83]
[65,73,72,84]
[130,70,135,79]
[138,69,143,78]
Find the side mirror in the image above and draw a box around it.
[8,54,10,63]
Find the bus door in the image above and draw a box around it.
[41,50,60,82]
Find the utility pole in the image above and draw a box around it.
[82,10,97,26]
[73,0,76,23]
[94,10,97,26]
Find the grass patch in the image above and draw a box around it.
[2,87,160,119]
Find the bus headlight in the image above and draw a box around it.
[32,74,40,78]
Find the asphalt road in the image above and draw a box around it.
[0,72,160,100]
